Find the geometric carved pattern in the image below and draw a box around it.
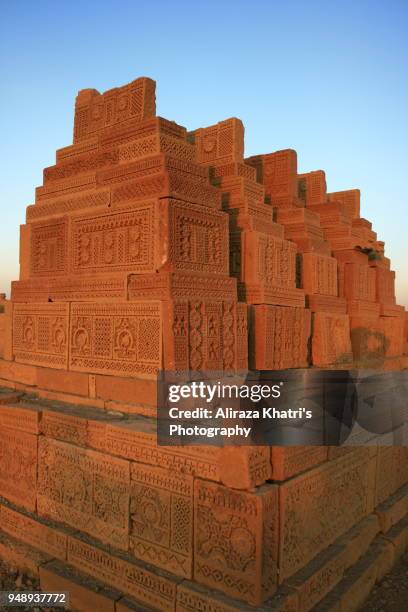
[246,149,298,208]
[11,276,127,303]
[13,303,69,369]
[343,263,376,302]
[192,119,244,166]
[193,479,278,606]
[270,447,328,481]
[328,189,360,219]
[37,438,130,549]
[129,464,193,578]
[72,205,154,274]
[375,267,396,305]
[73,77,156,143]
[27,189,110,221]
[298,171,327,206]
[127,272,237,302]
[312,312,353,367]
[66,536,177,610]
[250,305,311,370]
[279,450,374,580]
[30,220,68,276]
[302,253,338,296]
[0,427,37,512]
[164,300,247,372]
[167,200,229,275]
[244,232,297,289]
[69,301,162,377]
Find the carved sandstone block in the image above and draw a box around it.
[279,449,376,580]
[301,253,338,296]
[11,276,127,303]
[249,305,311,370]
[29,198,228,281]
[343,263,376,302]
[73,78,156,143]
[13,303,69,370]
[219,446,271,490]
[312,312,353,367]
[39,560,121,612]
[28,218,68,278]
[35,173,97,203]
[327,189,360,219]
[106,157,221,209]
[298,171,326,206]
[129,463,193,578]
[375,268,396,305]
[0,402,40,434]
[71,204,156,275]
[69,301,162,377]
[220,175,265,208]
[210,161,256,181]
[0,427,37,511]
[286,543,347,611]
[242,284,305,308]
[44,148,119,184]
[0,301,13,361]
[194,479,279,605]
[192,118,244,166]
[67,536,178,611]
[380,315,404,357]
[176,580,251,612]
[163,300,247,372]
[27,188,110,221]
[0,504,67,561]
[239,231,297,289]
[306,295,347,314]
[128,272,237,302]
[246,149,299,208]
[37,437,130,549]
[40,410,89,446]
[375,447,408,506]
[90,420,222,482]
[0,531,52,578]
[271,447,328,481]
[158,199,229,276]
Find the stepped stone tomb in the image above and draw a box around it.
[0,77,407,611]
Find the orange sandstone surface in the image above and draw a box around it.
[0,77,406,611]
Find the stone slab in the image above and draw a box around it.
[37,437,130,549]
[193,479,278,605]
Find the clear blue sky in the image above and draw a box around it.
[1,0,407,305]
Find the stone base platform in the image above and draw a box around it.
[0,495,406,611]
[0,388,406,611]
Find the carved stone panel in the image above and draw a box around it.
[0,427,37,511]
[312,312,353,367]
[194,479,278,605]
[163,200,229,276]
[163,300,247,372]
[37,437,130,549]
[67,536,177,610]
[129,463,193,578]
[13,303,69,369]
[73,77,156,143]
[302,253,338,296]
[192,118,244,166]
[69,301,162,377]
[250,305,310,370]
[71,205,155,274]
[30,219,68,276]
[279,450,375,580]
